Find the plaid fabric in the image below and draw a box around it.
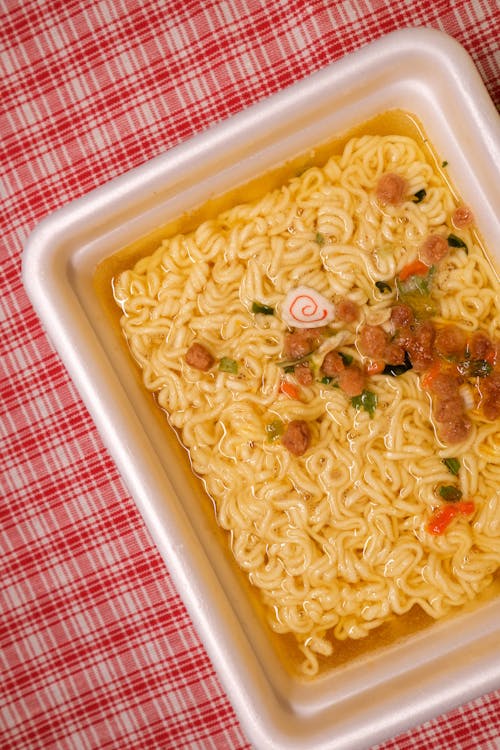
[1,1,499,748]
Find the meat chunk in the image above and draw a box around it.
[281,419,311,456]
[393,325,414,349]
[429,367,471,444]
[480,372,500,420]
[337,366,365,397]
[294,362,314,386]
[419,234,448,265]
[452,205,474,229]
[468,331,494,361]
[406,321,435,371]
[483,396,500,421]
[375,173,408,206]
[185,342,214,371]
[438,416,472,445]
[383,342,406,366]
[335,297,359,323]
[427,370,461,398]
[434,395,464,422]
[321,350,346,377]
[283,328,323,360]
[390,304,414,329]
[434,325,467,359]
[358,323,408,367]
[358,325,388,359]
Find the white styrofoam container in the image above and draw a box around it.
[23,28,500,750]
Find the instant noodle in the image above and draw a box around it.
[111,124,500,677]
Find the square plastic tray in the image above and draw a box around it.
[23,28,500,750]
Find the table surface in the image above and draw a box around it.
[2,1,500,749]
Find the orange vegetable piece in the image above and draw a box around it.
[421,360,442,390]
[398,259,430,282]
[279,380,300,399]
[365,359,385,375]
[427,500,475,535]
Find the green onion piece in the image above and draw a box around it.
[447,233,468,253]
[315,232,325,245]
[219,357,238,374]
[438,485,463,503]
[442,458,460,476]
[412,189,426,203]
[397,265,436,296]
[396,266,437,319]
[339,352,353,366]
[265,419,284,442]
[252,301,275,315]
[320,376,333,384]
[283,364,296,374]
[442,160,448,167]
[351,389,377,418]
[457,358,492,378]
[375,281,392,294]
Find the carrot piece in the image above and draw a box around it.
[398,259,430,282]
[420,360,442,390]
[279,380,300,399]
[427,500,475,535]
[365,359,385,375]
[427,505,458,535]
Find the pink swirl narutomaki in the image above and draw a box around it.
[281,286,335,329]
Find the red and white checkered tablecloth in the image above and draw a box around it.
[1,1,499,748]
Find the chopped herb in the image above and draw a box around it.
[383,351,413,377]
[351,389,377,418]
[320,376,334,385]
[283,364,296,374]
[397,265,435,296]
[412,189,427,203]
[442,457,460,476]
[396,265,436,318]
[442,160,448,167]
[315,232,325,245]
[375,281,392,294]
[265,419,284,442]
[438,485,463,503]
[398,259,430,283]
[447,234,468,254]
[219,357,238,374]
[339,352,353,366]
[252,301,275,315]
[457,358,493,378]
